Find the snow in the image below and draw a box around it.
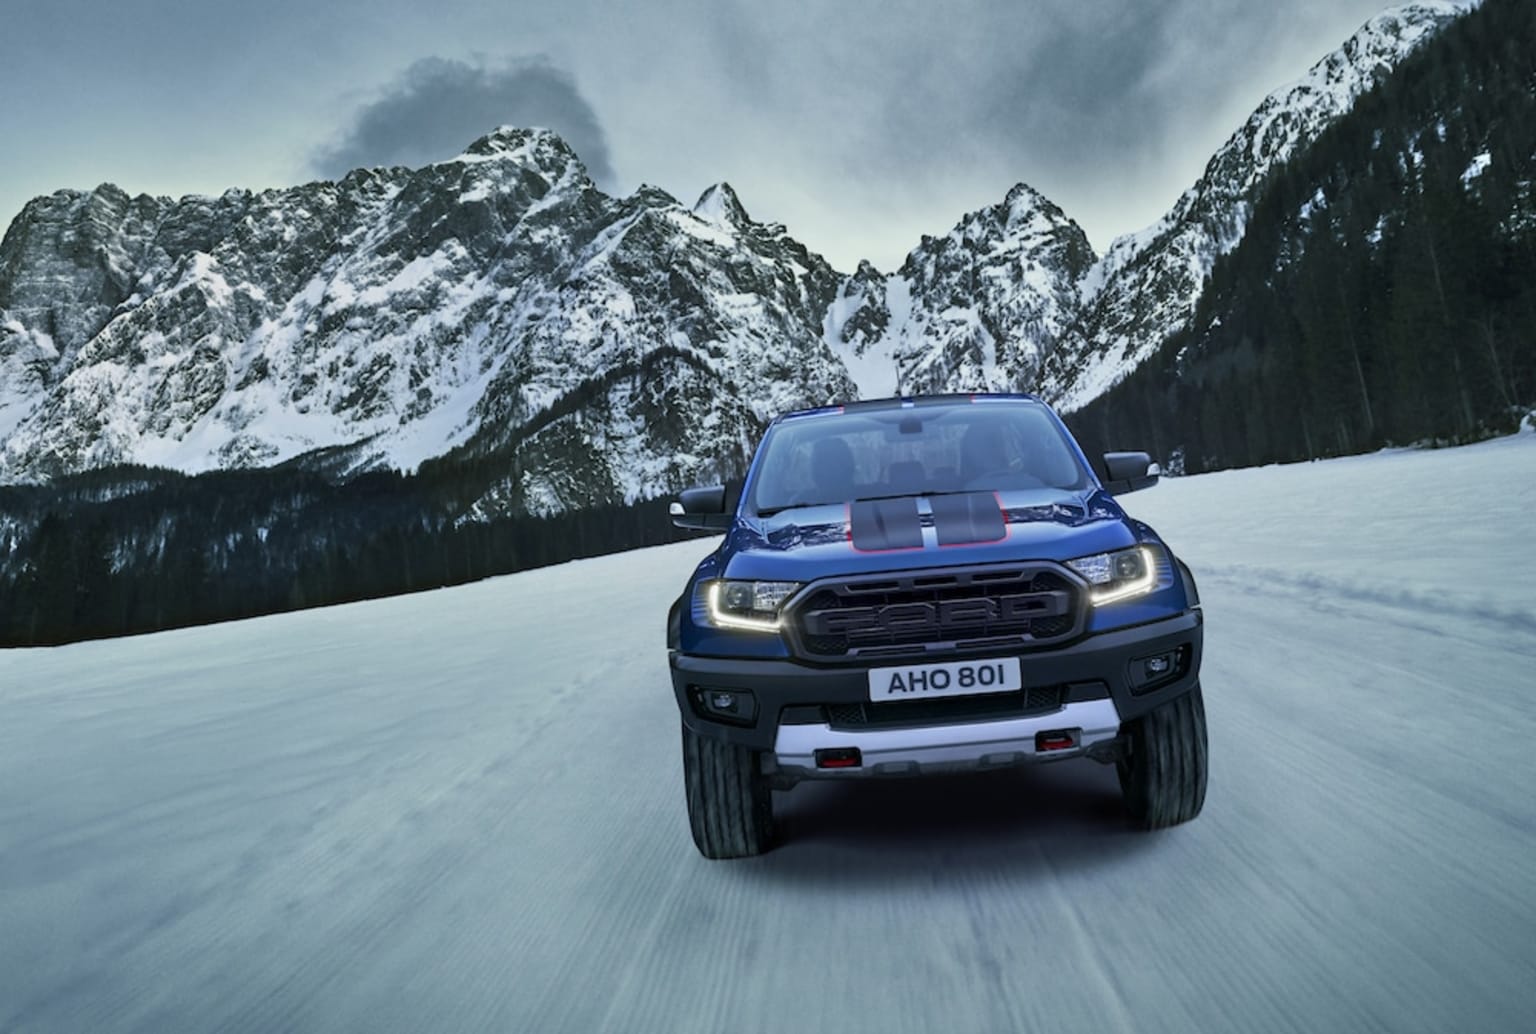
[180,253,235,306]
[1055,330,1135,413]
[1124,433,1536,633]
[672,207,739,250]
[0,324,59,445]
[1367,213,1390,246]
[0,126,644,489]
[829,275,908,399]
[1462,151,1492,186]
[691,184,739,227]
[443,127,542,166]
[356,250,460,307]
[1053,0,1475,415]
[2,432,1534,1033]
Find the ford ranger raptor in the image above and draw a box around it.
[667,394,1206,858]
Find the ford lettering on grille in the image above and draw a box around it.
[803,591,1072,640]
[787,564,1084,661]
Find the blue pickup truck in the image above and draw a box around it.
[667,394,1206,858]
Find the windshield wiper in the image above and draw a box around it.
[759,489,989,518]
[760,489,987,517]
[756,500,846,518]
[849,490,978,504]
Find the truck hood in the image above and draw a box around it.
[720,488,1139,580]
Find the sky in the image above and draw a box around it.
[1,0,1404,272]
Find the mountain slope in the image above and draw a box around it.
[0,2,1484,505]
[0,131,852,511]
[1039,0,1476,412]
[1065,0,1535,472]
[448,181,852,517]
[824,183,1093,397]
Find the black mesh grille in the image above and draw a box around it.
[788,565,1083,661]
[825,684,1065,729]
[1030,615,1074,638]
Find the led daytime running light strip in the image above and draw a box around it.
[1088,546,1157,605]
[707,582,784,631]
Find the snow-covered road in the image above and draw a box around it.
[3,434,1535,1033]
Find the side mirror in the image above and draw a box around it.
[1102,451,1160,495]
[670,485,733,531]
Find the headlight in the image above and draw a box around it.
[1067,546,1156,605]
[705,580,800,631]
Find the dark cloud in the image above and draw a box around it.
[1,0,1401,269]
[946,2,1202,174]
[695,0,1202,192]
[313,56,615,185]
[692,0,1389,255]
[763,0,1256,174]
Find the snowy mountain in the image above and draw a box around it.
[0,1,1476,509]
[445,180,853,517]
[1037,0,1476,411]
[1063,0,1535,474]
[820,0,1468,409]
[824,183,1093,398]
[0,130,852,513]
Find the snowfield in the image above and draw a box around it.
[2,432,1535,1033]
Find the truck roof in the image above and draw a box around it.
[775,393,1045,424]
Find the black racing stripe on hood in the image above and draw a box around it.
[849,498,924,551]
[931,492,1006,546]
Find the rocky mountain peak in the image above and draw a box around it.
[1000,182,1061,229]
[924,184,1093,277]
[827,178,1093,399]
[0,2,1481,507]
[457,124,567,160]
[692,183,751,227]
[0,127,855,510]
[0,183,173,367]
[629,183,682,209]
[449,126,593,190]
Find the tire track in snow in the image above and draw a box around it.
[1197,562,1536,638]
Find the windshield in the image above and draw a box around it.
[747,402,1089,514]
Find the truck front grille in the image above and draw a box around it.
[786,563,1084,662]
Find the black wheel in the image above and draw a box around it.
[682,721,775,858]
[1118,684,1208,829]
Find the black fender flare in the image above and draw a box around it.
[1176,557,1200,608]
[667,593,684,649]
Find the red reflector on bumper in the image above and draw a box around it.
[1035,730,1078,752]
[815,747,862,769]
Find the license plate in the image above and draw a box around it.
[867,657,1022,701]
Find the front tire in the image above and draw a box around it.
[682,721,775,858]
[1118,684,1208,829]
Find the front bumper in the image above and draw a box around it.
[669,608,1202,778]
[772,698,1122,783]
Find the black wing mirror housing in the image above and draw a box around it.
[669,485,733,531]
[1102,452,1161,495]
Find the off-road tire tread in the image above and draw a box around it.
[1119,683,1208,829]
[682,722,774,858]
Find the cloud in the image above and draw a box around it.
[685,0,1389,258]
[694,0,1196,190]
[313,56,615,185]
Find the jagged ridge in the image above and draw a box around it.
[1039,0,1476,411]
[0,2,1475,511]
[0,131,853,515]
